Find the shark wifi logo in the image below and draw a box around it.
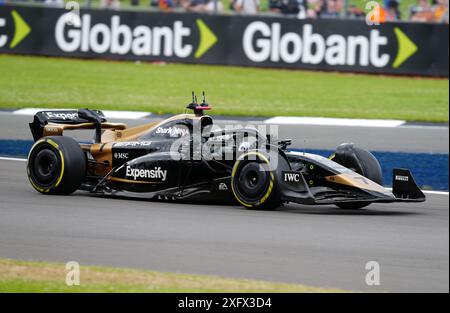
[0,10,31,48]
[55,14,217,59]
[242,21,418,69]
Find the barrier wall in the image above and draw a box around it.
[0,5,448,76]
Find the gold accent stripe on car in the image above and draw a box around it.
[325,173,387,193]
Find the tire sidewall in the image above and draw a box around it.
[27,136,86,195]
[333,145,383,209]
[231,151,280,209]
[28,140,61,193]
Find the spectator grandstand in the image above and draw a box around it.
[1,0,448,23]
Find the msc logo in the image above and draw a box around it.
[114,152,129,159]
[56,14,217,59]
[0,10,31,48]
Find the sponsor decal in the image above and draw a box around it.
[45,111,78,120]
[281,170,308,191]
[114,141,152,147]
[208,134,232,142]
[242,22,417,69]
[0,10,31,49]
[113,152,129,159]
[395,175,409,182]
[126,165,167,181]
[155,126,189,138]
[45,127,59,132]
[55,14,216,59]
[218,182,228,191]
[283,171,301,183]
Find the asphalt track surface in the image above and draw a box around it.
[0,158,448,292]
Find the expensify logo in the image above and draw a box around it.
[126,166,167,181]
[55,13,217,59]
[242,21,418,69]
[0,10,31,49]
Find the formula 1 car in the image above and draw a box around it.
[26,94,425,210]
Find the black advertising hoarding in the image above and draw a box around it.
[0,5,448,76]
[230,16,449,76]
[0,5,231,65]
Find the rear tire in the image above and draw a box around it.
[331,144,383,210]
[27,136,86,195]
[231,151,281,210]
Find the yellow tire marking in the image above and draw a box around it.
[27,138,65,190]
[46,139,59,149]
[54,149,64,188]
[46,139,65,188]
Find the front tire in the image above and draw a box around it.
[331,144,383,210]
[231,151,281,210]
[27,136,86,195]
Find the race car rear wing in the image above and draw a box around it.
[29,109,126,142]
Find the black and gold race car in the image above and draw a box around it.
[26,95,425,210]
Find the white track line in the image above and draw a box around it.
[421,190,450,195]
[101,110,150,119]
[264,116,406,128]
[0,156,27,162]
[0,156,447,195]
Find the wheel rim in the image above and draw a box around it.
[235,162,269,202]
[30,146,60,187]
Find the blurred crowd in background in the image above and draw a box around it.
[1,0,448,23]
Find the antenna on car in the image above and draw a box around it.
[202,91,206,105]
[186,91,211,116]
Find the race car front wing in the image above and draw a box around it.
[279,168,426,205]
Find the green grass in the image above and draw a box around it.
[0,54,448,122]
[0,257,344,292]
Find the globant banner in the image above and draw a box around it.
[0,5,448,76]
